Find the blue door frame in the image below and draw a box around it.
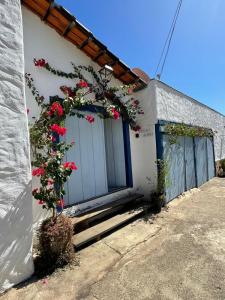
[50,97,133,206]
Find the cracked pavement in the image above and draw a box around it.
[2,178,225,300]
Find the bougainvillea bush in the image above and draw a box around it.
[27,58,144,272]
[26,58,144,216]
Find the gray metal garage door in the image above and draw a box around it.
[162,134,215,203]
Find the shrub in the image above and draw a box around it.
[35,215,74,276]
[220,159,225,172]
[150,192,165,214]
[216,159,225,177]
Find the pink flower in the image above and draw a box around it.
[71,139,75,145]
[111,108,120,120]
[85,115,95,123]
[34,58,47,67]
[47,179,54,185]
[48,102,64,117]
[38,200,45,205]
[128,88,133,94]
[51,124,67,136]
[63,162,78,170]
[77,80,89,88]
[32,167,45,177]
[42,278,48,284]
[132,99,140,108]
[51,136,56,142]
[32,188,39,195]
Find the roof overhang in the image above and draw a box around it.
[21,0,148,90]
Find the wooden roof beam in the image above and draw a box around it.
[93,49,106,62]
[108,60,118,67]
[42,0,55,21]
[118,70,128,79]
[78,36,92,49]
[62,20,76,36]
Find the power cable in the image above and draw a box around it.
[155,0,183,80]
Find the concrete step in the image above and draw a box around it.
[71,193,144,234]
[73,207,144,250]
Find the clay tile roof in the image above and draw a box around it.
[21,0,148,90]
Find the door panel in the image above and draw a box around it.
[104,120,116,187]
[184,137,196,190]
[207,137,215,179]
[64,114,108,205]
[64,117,83,206]
[92,116,108,196]
[163,135,185,203]
[195,137,207,186]
[79,118,96,200]
[104,118,126,188]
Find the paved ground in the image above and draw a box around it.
[2,178,225,300]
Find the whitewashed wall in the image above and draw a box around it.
[22,7,157,225]
[131,82,158,195]
[155,80,225,160]
[0,0,33,293]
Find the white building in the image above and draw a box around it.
[1,0,225,293]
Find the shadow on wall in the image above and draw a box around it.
[0,182,34,293]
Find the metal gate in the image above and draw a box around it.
[156,122,215,203]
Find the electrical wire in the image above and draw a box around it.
[155,0,183,80]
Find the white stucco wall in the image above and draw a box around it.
[22,7,157,225]
[155,80,225,160]
[0,0,33,293]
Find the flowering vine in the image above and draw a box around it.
[26,58,144,216]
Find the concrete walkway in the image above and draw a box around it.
[2,178,225,300]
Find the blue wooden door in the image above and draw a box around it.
[160,124,215,203]
[195,137,208,187]
[163,135,185,203]
[64,114,108,205]
[207,137,215,179]
[184,137,196,190]
[104,118,126,190]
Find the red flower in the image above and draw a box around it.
[77,80,89,88]
[111,108,120,120]
[38,200,45,205]
[48,102,64,117]
[51,124,67,136]
[60,86,75,97]
[133,125,141,132]
[32,167,45,177]
[85,115,95,123]
[63,162,78,170]
[34,58,47,67]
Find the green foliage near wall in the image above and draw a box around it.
[164,123,214,145]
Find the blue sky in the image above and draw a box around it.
[58,0,225,114]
